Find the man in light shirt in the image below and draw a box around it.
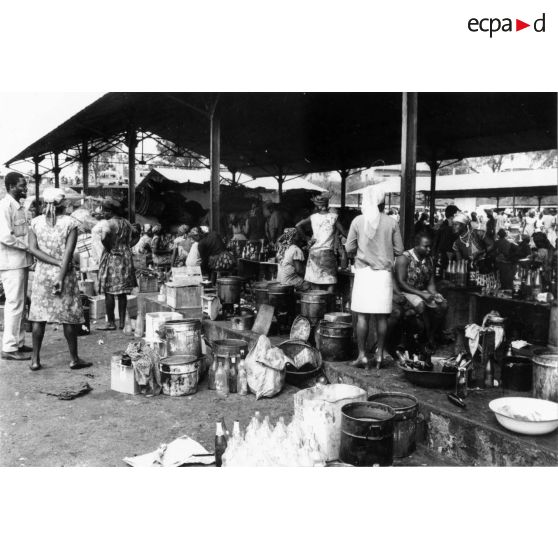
[0,172,34,360]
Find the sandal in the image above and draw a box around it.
[96,324,117,331]
[70,359,93,370]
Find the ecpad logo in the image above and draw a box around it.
[468,13,546,37]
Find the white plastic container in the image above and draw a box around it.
[293,384,367,461]
[111,360,139,395]
[145,311,182,341]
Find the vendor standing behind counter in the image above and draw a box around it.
[452,211,496,287]
[296,193,347,293]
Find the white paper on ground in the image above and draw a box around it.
[123,436,214,467]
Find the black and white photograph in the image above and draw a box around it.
[1,92,556,467]
[0,2,556,558]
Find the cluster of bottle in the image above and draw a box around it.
[435,257,472,288]
[395,350,434,371]
[241,241,276,262]
[435,256,502,293]
[512,266,544,300]
[215,412,326,467]
[209,355,249,397]
[445,351,498,398]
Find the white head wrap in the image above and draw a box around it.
[43,187,66,225]
[361,184,386,240]
[453,212,471,227]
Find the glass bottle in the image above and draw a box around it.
[531,269,542,299]
[208,357,218,390]
[229,356,238,394]
[237,358,249,395]
[434,253,443,279]
[455,364,468,399]
[512,266,522,299]
[484,357,494,389]
[215,422,227,467]
[215,358,229,396]
[468,259,476,287]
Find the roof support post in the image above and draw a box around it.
[339,168,348,209]
[210,100,221,234]
[277,174,285,203]
[53,152,61,188]
[127,128,137,223]
[81,141,89,196]
[33,157,41,203]
[400,92,418,248]
[426,160,439,226]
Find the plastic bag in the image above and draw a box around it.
[245,335,286,399]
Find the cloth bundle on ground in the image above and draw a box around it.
[245,335,291,399]
[40,382,93,400]
[126,340,162,395]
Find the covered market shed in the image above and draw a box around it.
[5,92,557,246]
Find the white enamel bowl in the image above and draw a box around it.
[489,397,558,435]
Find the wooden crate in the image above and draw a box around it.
[89,295,138,319]
[165,284,202,310]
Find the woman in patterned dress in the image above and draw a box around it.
[97,199,139,330]
[27,188,91,371]
[296,193,347,293]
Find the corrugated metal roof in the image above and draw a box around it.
[6,93,556,179]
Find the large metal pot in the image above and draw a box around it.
[532,351,558,402]
[217,276,243,304]
[300,290,329,323]
[159,355,202,396]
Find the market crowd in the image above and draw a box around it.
[1,170,556,372]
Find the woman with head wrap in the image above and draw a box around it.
[150,224,173,270]
[185,227,203,267]
[452,211,496,288]
[295,192,347,293]
[171,224,191,267]
[27,188,91,370]
[97,198,139,331]
[276,227,310,290]
[345,184,404,370]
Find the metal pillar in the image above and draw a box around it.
[33,157,41,203]
[53,152,61,188]
[400,93,418,248]
[339,168,348,209]
[426,161,439,226]
[127,129,137,223]
[81,141,89,195]
[277,175,285,203]
[210,103,221,233]
[388,192,392,209]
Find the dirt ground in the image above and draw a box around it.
[0,327,299,467]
